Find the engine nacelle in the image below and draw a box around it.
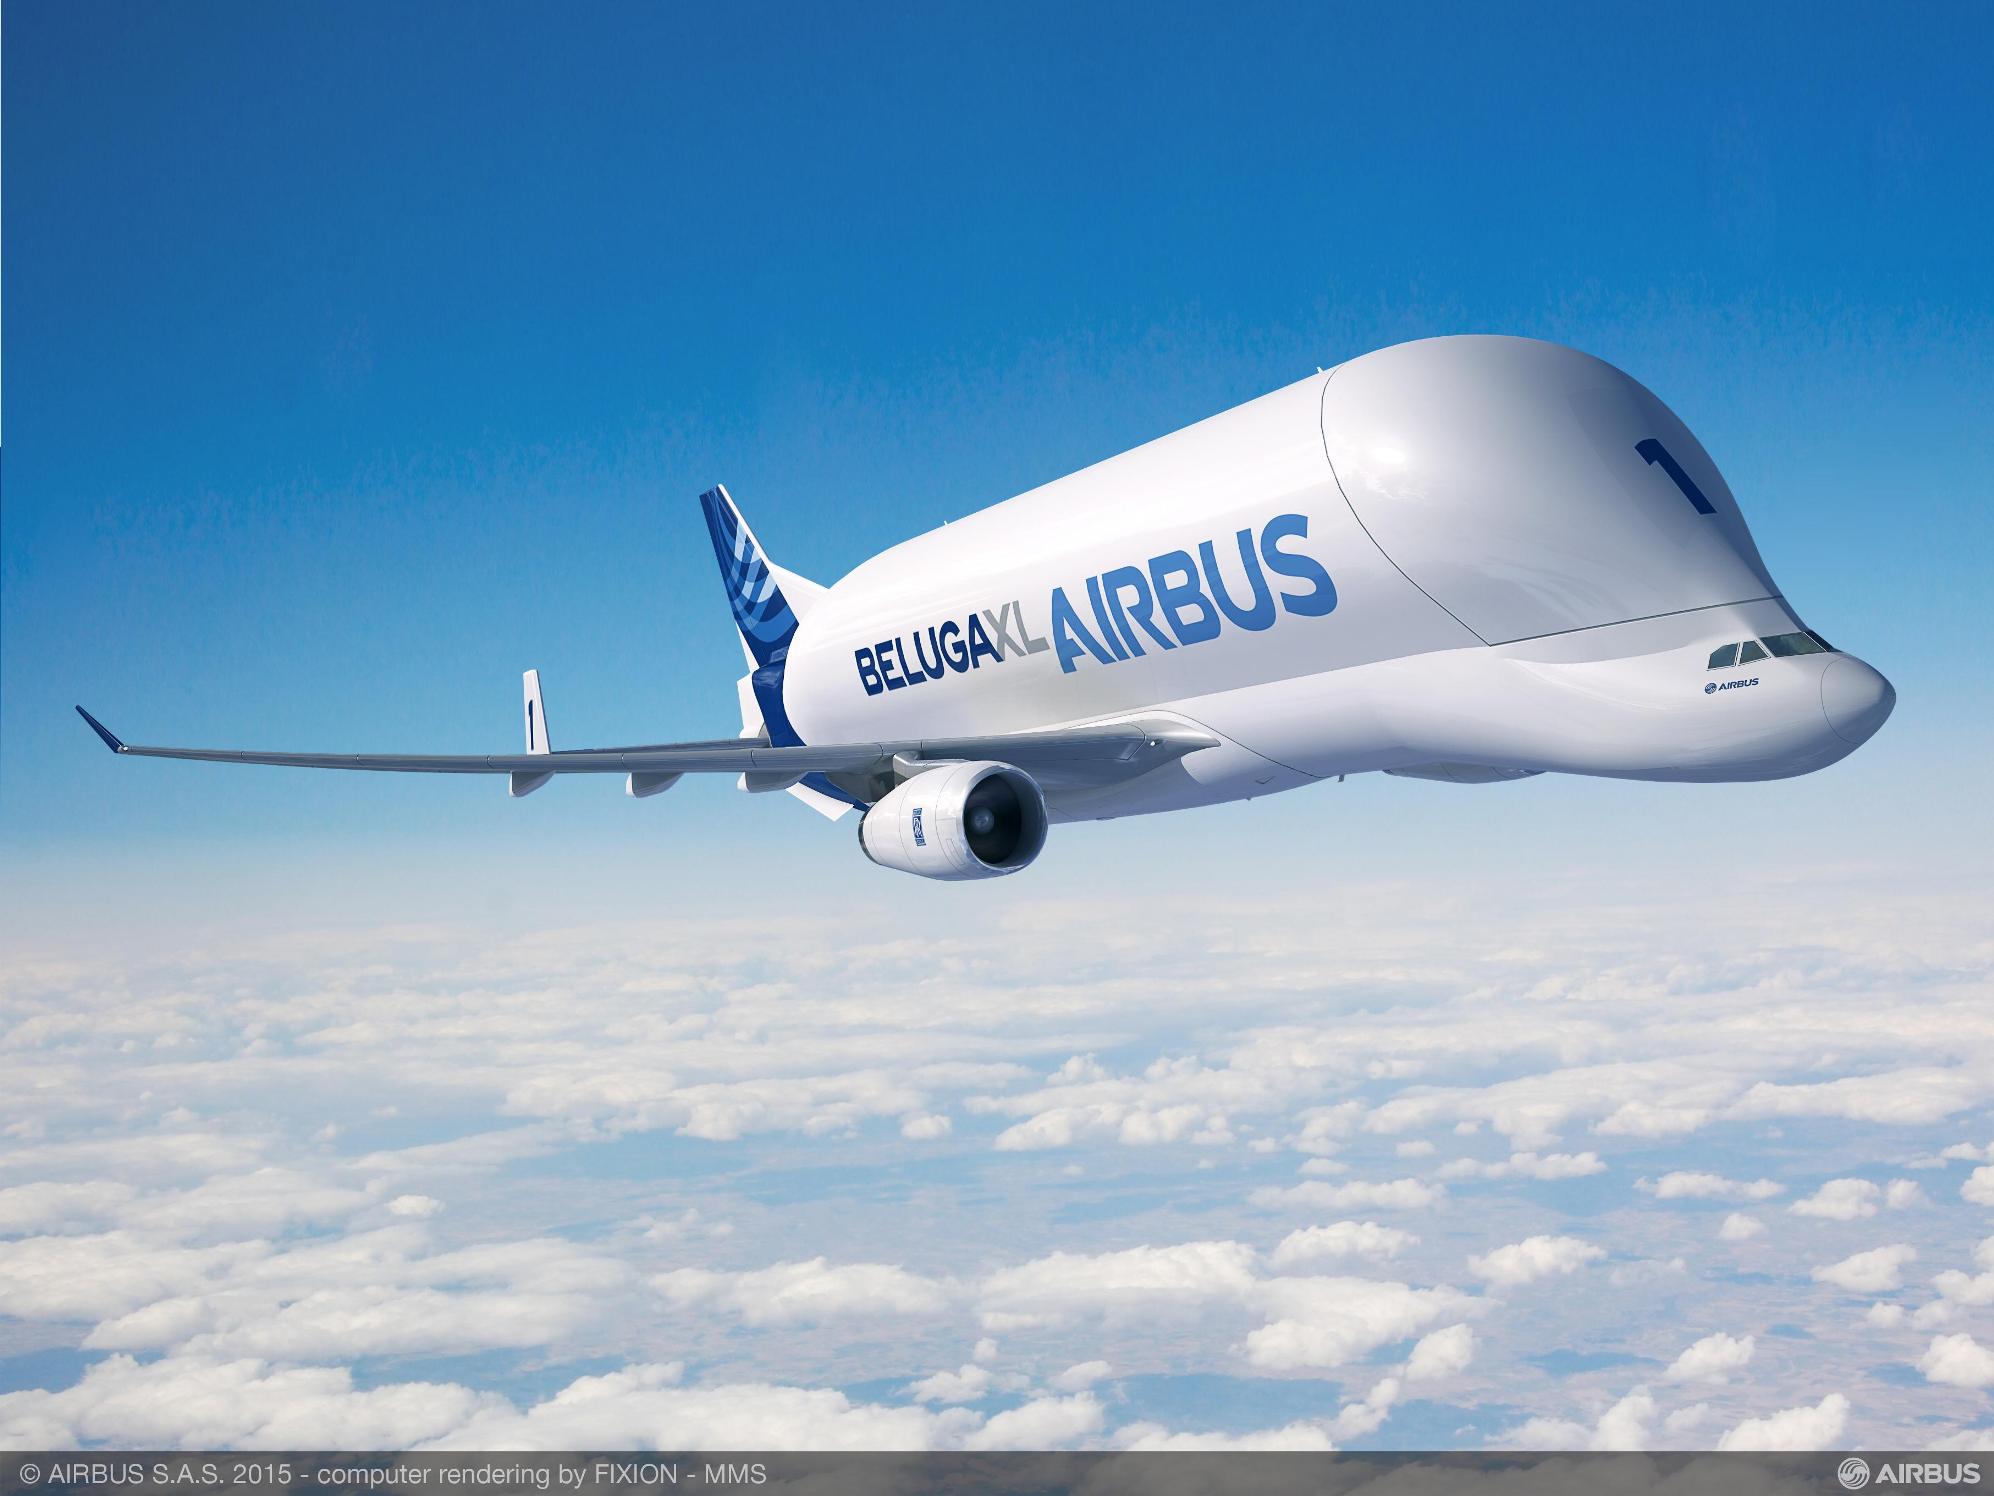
[857,761,1049,880]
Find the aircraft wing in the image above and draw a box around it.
[73,705,1214,790]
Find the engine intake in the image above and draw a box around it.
[857,762,1049,880]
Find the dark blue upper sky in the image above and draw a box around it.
[4,1,1990,898]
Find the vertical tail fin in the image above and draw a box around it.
[698,483,827,750]
[696,485,855,819]
[699,484,811,670]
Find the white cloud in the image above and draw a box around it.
[89,1231,634,1362]
[1049,1361,1111,1392]
[1914,1301,1956,1329]
[1926,1429,1994,1452]
[0,1356,1004,1454]
[1728,1070,1989,1127]
[1591,1389,1656,1451]
[1467,1235,1603,1288]
[905,1365,991,1404]
[1964,1167,1994,1206]
[900,1114,952,1140]
[980,1239,1472,1376]
[635,1208,730,1244]
[0,1170,374,1247]
[432,1366,974,1451]
[6,883,1993,1451]
[1919,1335,1994,1390]
[1934,1275,1994,1307]
[1791,1179,1880,1220]
[1716,1393,1850,1451]
[1249,1179,1442,1211]
[0,1354,497,1449]
[1718,1213,1766,1241]
[1597,1101,1714,1138]
[1640,1172,1782,1202]
[1489,1415,1590,1449]
[0,1181,140,1235]
[1663,1332,1755,1385]
[972,1047,1331,1155]
[1118,1419,1337,1451]
[1287,1103,1362,1155]
[1328,1376,1401,1440]
[1665,1404,1713,1437]
[1866,1302,1906,1327]
[653,1259,951,1326]
[1404,1324,1474,1382]
[1269,1221,1416,1268]
[962,1393,1102,1451]
[977,1241,1257,1329]
[1933,1236,1994,1306]
[1437,1151,1604,1181]
[1244,1279,1474,1372]
[1491,1389,1654,1451]
[0,1232,260,1323]
[1813,1245,1917,1293]
[386,1194,442,1218]
[1886,1178,1925,1208]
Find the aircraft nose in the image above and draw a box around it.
[1820,656,1895,746]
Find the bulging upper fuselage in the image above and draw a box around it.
[777,336,1892,822]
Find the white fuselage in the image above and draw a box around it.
[776,337,1892,822]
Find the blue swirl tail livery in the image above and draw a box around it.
[75,337,1893,880]
[697,484,853,819]
[699,484,824,671]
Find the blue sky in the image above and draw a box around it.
[3,0,1994,1453]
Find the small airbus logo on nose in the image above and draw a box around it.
[1705,681,1717,694]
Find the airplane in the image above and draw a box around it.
[76,335,1894,881]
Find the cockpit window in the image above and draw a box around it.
[1709,634,1840,669]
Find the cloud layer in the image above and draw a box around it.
[2,877,1991,1450]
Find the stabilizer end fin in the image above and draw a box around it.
[76,706,126,753]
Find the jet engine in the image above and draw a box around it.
[857,761,1049,880]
